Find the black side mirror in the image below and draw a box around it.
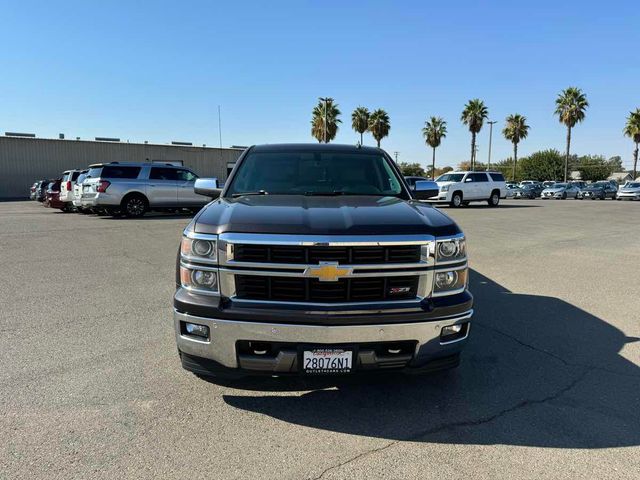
[414,180,439,200]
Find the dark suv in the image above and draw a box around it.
[173,144,472,380]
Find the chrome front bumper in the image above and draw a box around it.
[173,308,472,370]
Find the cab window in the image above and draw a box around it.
[175,169,198,182]
[150,167,178,181]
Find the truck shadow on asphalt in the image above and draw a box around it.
[221,270,640,448]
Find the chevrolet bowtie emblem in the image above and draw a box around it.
[303,262,353,282]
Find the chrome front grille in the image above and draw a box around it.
[215,233,436,306]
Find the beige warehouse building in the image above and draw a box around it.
[0,134,245,199]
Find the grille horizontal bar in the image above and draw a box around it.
[233,244,421,265]
[235,275,419,303]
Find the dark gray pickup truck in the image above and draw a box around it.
[173,143,472,379]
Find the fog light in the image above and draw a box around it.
[435,271,458,289]
[441,323,467,342]
[185,322,209,339]
[192,270,218,289]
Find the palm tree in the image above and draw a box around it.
[422,117,447,180]
[311,98,341,143]
[351,107,370,145]
[502,114,530,182]
[623,108,640,180]
[554,87,589,182]
[461,99,489,170]
[368,109,391,148]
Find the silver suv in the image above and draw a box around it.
[80,162,209,217]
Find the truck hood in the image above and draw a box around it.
[193,195,461,237]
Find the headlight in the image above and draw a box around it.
[440,185,449,192]
[180,233,218,264]
[433,268,467,294]
[436,238,466,263]
[180,265,219,294]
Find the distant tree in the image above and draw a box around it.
[493,158,516,181]
[427,165,453,179]
[574,154,615,181]
[461,99,489,170]
[311,98,341,143]
[502,114,530,182]
[554,87,589,181]
[422,116,447,180]
[398,162,426,177]
[351,107,370,145]
[368,109,391,147]
[607,156,623,171]
[518,149,565,181]
[458,160,487,171]
[623,108,640,179]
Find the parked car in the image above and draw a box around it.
[80,162,208,217]
[541,183,580,199]
[43,180,65,209]
[59,169,83,211]
[174,143,470,379]
[505,183,520,197]
[577,181,618,200]
[35,180,50,202]
[615,181,640,201]
[519,180,542,188]
[513,183,543,199]
[72,170,89,212]
[541,181,557,188]
[29,182,38,200]
[569,181,587,189]
[434,171,506,207]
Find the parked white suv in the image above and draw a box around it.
[433,171,506,207]
[59,169,83,210]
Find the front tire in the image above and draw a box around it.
[122,194,148,218]
[450,192,463,208]
[487,191,500,207]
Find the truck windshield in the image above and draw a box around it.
[226,152,403,197]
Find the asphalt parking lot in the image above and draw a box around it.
[1,198,639,479]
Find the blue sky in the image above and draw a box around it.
[1,0,638,170]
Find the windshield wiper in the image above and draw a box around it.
[231,190,269,197]
[304,190,347,196]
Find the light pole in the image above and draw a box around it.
[394,151,399,163]
[487,120,497,171]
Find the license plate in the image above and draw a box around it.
[302,348,353,374]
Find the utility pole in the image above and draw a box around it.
[394,151,399,163]
[487,120,497,170]
[218,105,223,148]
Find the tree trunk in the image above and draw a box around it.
[432,147,436,180]
[377,138,380,148]
[564,126,572,182]
[470,132,476,170]
[360,131,363,146]
[633,142,639,180]
[512,142,518,182]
